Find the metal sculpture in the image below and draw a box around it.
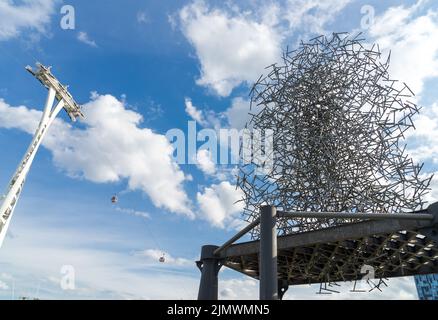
[197,33,438,300]
[237,32,433,239]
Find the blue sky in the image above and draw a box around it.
[0,0,437,299]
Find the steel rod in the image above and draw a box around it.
[277,211,433,221]
[213,217,261,256]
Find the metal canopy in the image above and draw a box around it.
[219,204,438,286]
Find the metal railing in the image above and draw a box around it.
[213,208,434,256]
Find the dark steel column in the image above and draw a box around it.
[259,205,278,300]
[197,245,221,300]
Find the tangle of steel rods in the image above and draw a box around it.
[237,33,432,239]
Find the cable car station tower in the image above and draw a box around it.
[0,63,83,246]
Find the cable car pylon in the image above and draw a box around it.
[0,63,84,247]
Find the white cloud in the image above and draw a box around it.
[184,97,254,182]
[184,97,206,125]
[368,2,438,208]
[283,0,352,34]
[406,102,438,165]
[369,1,438,95]
[424,174,438,204]
[1,273,13,280]
[225,97,250,130]
[136,11,150,24]
[196,149,216,176]
[177,1,352,97]
[0,95,193,217]
[77,31,98,47]
[178,1,283,97]
[219,275,418,300]
[0,216,198,299]
[135,249,193,267]
[115,207,150,220]
[196,181,244,228]
[219,278,258,299]
[184,97,225,129]
[184,95,251,130]
[283,277,418,300]
[0,0,56,41]
[178,0,437,98]
[0,280,8,290]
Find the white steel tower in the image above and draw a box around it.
[0,63,84,246]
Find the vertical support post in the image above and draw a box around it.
[259,205,278,300]
[197,245,221,300]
